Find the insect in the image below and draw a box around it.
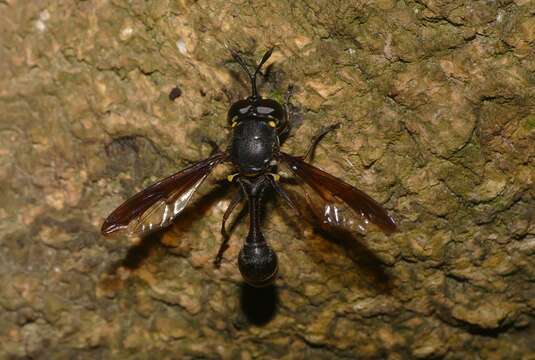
[101,48,398,287]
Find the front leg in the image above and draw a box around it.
[201,136,221,156]
[279,84,296,144]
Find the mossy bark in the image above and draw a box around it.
[1,0,534,358]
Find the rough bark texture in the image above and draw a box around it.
[1,1,534,359]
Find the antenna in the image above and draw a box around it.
[228,47,274,100]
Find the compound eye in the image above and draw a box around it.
[257,106,274,115]
[227,99,252,122]
[256,99,284,121]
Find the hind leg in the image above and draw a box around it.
[213,190,243,267]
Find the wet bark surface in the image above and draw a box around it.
[1,1,534,359]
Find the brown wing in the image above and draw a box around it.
[101,152,226,236]
[279,152,397,234]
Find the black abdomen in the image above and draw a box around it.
[229,120,277,173]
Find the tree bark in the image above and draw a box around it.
[0,0,534,358]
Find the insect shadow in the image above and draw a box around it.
[278,203,393,295]
[317,227,393,294]
[239,282,279,326]
[109,182,231,273]
[236,187,280,325]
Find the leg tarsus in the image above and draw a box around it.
[284,84,295,107]
[213,189,243,268]
[303,122,341,162]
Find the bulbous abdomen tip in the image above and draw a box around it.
[238,243,278,287]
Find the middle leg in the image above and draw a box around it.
[302,123,341,162]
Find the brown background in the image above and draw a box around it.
[1,0,534,359]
